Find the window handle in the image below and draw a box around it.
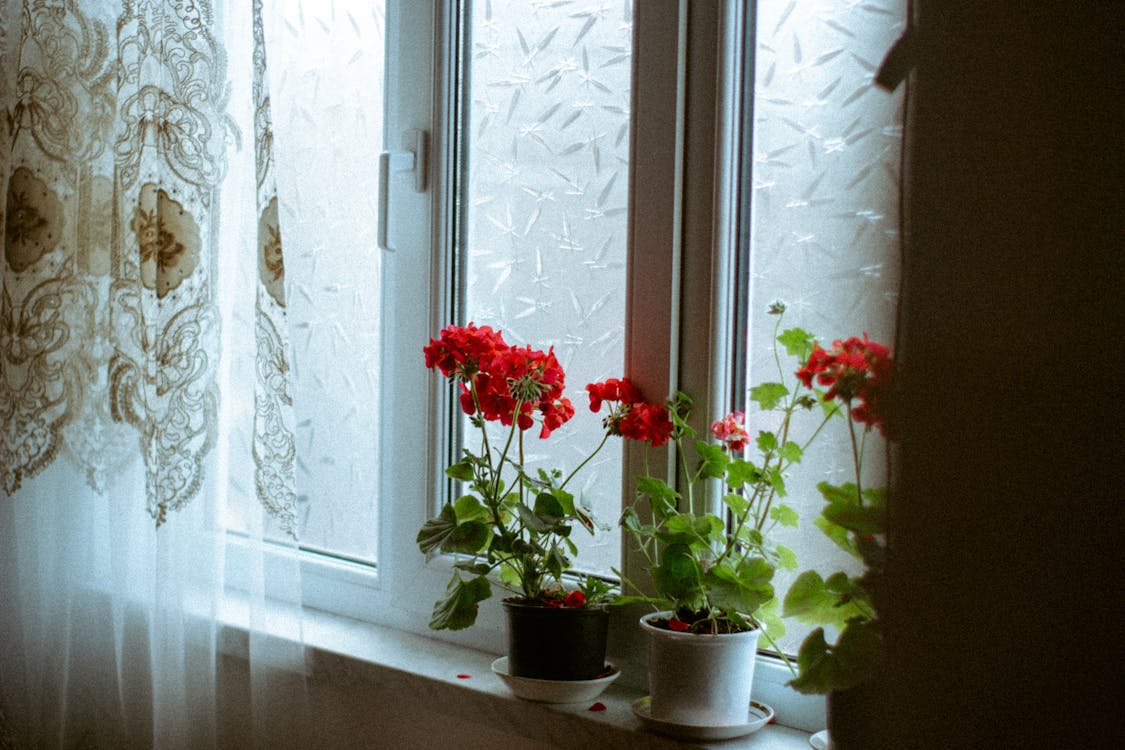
[378,129,427,251]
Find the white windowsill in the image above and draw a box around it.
[218,599,815,750]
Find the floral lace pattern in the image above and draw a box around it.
[2,0,299,532]
[251,0,298,536]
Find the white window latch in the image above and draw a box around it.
[378,128,427,251]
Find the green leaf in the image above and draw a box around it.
[651,543,702,603]
[551,487,577,516]
[818,481,861,506]
[781,570,862,628]
[766,468,787,497]
[778,327,815,359]
[429,574,491,631]
[703,557,774,617]
[787,619,883,694]
[725,459,760,489]
[779,441,803,463]
[452,560,492,576]
[815,514,858,557]
[822,502,885,536]
[861,486,888,510]
[532,492,565,522]
[695,441,729,479]
[750,382,788,411]
[722,492,750,516]
[786,627,834,694]
[444,461,475,481]
[517,503,554,533]
[756,431,778,453]
[416,504,491,555]
[776,544,798,571]
[657,512,720,549]
[636,476,680,519]
[756,596,787,641]
[546,548,567,580]
[454,494,489,523]
[769,503,799,528]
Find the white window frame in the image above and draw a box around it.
[275,0,828,730]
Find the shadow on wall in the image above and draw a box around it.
[885,1,1121,748]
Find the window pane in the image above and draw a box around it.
[746,0,905,652]
[260,0,386,562]
[458,0,634,577]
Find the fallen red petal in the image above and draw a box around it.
[456,674,472,679]
[588,702,606,712]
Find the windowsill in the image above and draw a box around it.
[219,601,815,750]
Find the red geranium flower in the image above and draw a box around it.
[618,402,673,447]
[423,322,507,379]
[795,334,893,433]
[710,411,750,452]
[586,378,672,447]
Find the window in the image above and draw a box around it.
[277,0,904,729]
[455,1,634,578]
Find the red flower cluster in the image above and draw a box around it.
[423,322,506,379]
[586,378,673,447]
[710,411,750,452]
[425,324,575,439]
[795,334,892,433]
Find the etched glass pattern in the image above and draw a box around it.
[747,0,905,652]
[254,1,386,561]
[460,1,634,577]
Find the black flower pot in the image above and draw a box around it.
[502,599,609,681]
[827,677,888,750]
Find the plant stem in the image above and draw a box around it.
[845,401,863,504]
[559,431,610,491]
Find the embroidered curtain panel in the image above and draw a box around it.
[1,1,309,747]
[1,0,297,531]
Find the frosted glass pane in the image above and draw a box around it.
[747,0,905,652]
[460,0,634,577]
[263,0,385,562]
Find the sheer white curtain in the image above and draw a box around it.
[1,1,308,747]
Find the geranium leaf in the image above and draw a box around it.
[704,557,774,616]
[725,459,760,489]
[695,441,728,479]
[532,492,565,522]
[822,502,884,536]
[651,544,701,602]
[756,431,778,452]
[750,382,788,410]
[769,503,799,528]
[779,441,803,463]
[777,327,815,359]
[636,476,680,519]
[776,543,798,571]
[782,570,862,628]
[815,514,858,557]
[445,461,475,481]
[417,504,491,555]
[722,492,750,516]
[454,494,489,523]
[429,574,491,631]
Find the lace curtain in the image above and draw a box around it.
[1,1,307,747]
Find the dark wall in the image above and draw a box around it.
[887,2,1122,747]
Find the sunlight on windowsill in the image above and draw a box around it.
[217,596,813,750]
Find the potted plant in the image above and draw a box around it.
[781,333,894,749]
[416,323,667,684]
[615,304,847,730]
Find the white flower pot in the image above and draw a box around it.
[640,611,761,727]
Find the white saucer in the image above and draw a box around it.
[490,657,620,703]
[809,729,832,749]
[631,696,774,741]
